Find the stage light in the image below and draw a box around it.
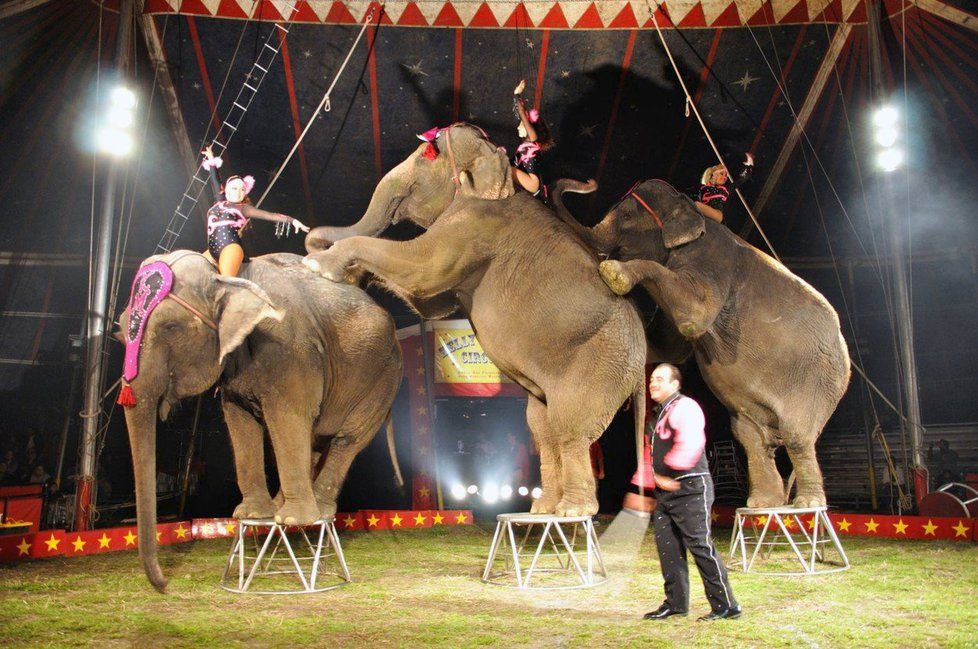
[531,487,543,499]
[872,105,898,129]
[518,486,529,497]
[466,484,478,494]
[875,125,898,148]
[450,484,466,500]
[96,127,134,156]
[500,485,513,500]
[110,86,137,110]
[107,106,134,129]
[877,148,904,173]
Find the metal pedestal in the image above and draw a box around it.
[729,506,850,575]
[482,513,607,589]
[220,518,351,594]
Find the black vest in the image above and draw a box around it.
[648,394,710,480]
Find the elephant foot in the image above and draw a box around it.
[271,491,285,509]
[530,492,561,514]
[303,251,353,284]
[555,497,598,518]
[792,491,827,508]
[233,495,276,520]
[274,498,320,526]
[599,260,635,296]
[318,500,338,520]
[746,491,787,509]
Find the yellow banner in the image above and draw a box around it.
[432,328,512,384]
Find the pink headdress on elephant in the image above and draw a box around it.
[117,261,175,407]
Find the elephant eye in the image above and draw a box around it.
[162,322,180,333]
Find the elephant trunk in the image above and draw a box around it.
[305,162,411,252]
[124,401,167,593]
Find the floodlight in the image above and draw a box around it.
[875,125,898,148]
[872,105,898,128]
[96,127,133,156]
[482,483,499,504]
[518,486,529,497]
[500,485,513,500]
[110,86,137,110]
[877,148,904,172]
[531,487,543,499]
[467,484,478,494]
[450,484,466,500]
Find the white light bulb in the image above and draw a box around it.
[450,484,466,500]
[96,127,133,156]
[500,485,513,500]
[877,148,904,172]
[110,86,137,110]
[531,487,543,499]
[875,125,898,148]
[873,105,898,128]
[518,486,529,497]
[466,484,478,494]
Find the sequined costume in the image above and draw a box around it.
[205,164,293,258]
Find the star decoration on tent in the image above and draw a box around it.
[579,123,597,138]
[17,538,31,556]
[124,530,137,546]
[98,533,112,549]
[192,81,202,90]
[952,520,970,538]
[734,70,759,92]
[922,520,938,535]
[865,518,879,533]
[560,70,570,78]
[525,38,534,49]
[893,519,908,534]
[302,49,312,59]
[402,59,429,78]
[432,512,445,525]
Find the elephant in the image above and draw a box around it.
[304,123,647,519]
[118,251,403,591]
[551,178,851,508]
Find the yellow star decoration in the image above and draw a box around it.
[174,524,188,540]
[97,533,112,549]
[415,366,425,375]
[922,520,938,536]
[366,514,380,527]
[418,486,430,498]
[416,386,426,396]
[783,517,795,529]
[893,519,908,535]
[123,530,137,546]
[952,520,970,538]
[432,512,445,525]
[756,516,768,526]
[343,515,357,529]
[865,518,879,533]
[710,509,718,522]
[418,446,428,457]
[44,534,61,552]
[837,518,852,532]
[455,512,468,524]
[417,425,429,436]
[390,513,404,527]
[156,531,162,542]
[416,406,428,416]
[415,346,424,356]
[225,522,236,534]
[72,536,86,553]
[413,513,427,526]
[806,517,816,530]
[16,538,31,556]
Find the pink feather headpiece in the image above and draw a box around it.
[225,175,256,196]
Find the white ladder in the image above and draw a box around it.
[156,2,300,254]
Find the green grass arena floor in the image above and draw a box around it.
[2,515,976,647]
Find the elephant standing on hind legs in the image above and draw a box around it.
[118,252,403,591]
[552,178,851,508]
[304,123,648,518]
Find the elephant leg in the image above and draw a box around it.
[526,396,563,514]
[264,408,319,526]
[600,260,721,339]
[304,224,481,300]
[785,441,827,507]
[732,414,786,508]
[312,433,372,519]
[222,398,275,520]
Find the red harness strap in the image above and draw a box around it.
[629,191,663,228]
[167,293,219,332]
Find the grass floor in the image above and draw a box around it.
[1,514,977,648]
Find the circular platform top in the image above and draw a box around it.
[735,506,828,515]
[235,517,335,526]
[496,512,594,524]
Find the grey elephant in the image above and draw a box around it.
[304,123,647,519]
[552,178,850,508]
[118,251,403,591]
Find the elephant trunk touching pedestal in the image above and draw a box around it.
[123,402,167,593]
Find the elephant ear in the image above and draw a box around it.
[458,149,515,200]
[214,276,284,365]
[662,202,706,249]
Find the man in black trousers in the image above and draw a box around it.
[643,364,741,622]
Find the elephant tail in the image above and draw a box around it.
[385,411,404,488]
[632,374,648,498]
[551,178,597,228]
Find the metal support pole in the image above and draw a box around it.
[866,1,926,494]
[75,0,135,531]
[54,332,84,492]
[178,395,203,518]
[418,318,444,510]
